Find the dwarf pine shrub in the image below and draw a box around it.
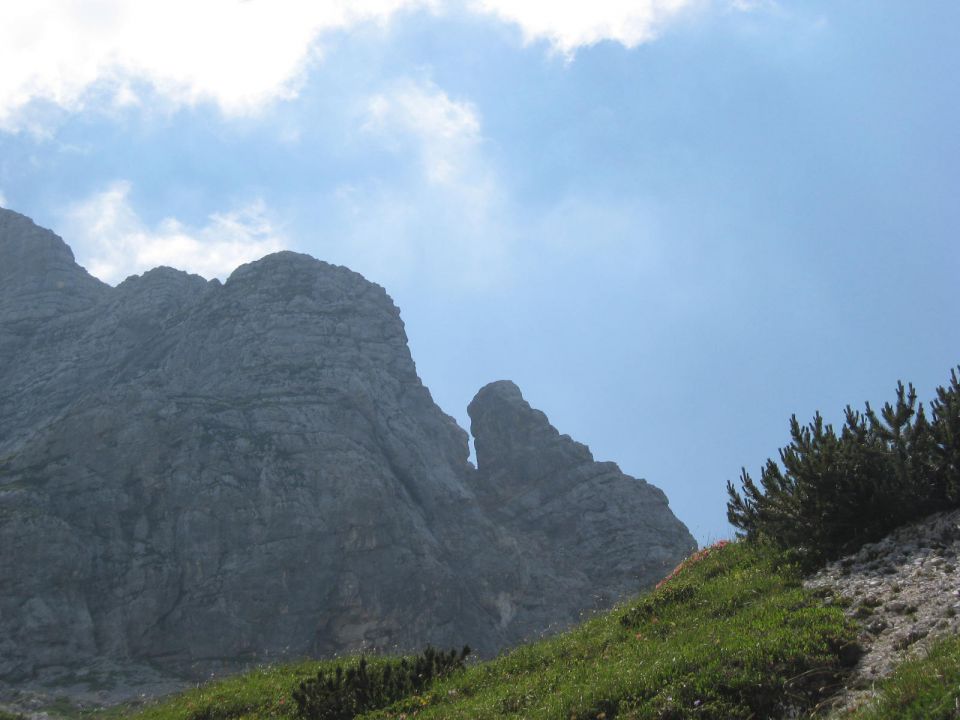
[292,645,469,720]
[727,367,960,566]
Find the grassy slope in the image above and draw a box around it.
[100,541,861,720]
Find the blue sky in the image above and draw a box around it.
[1,1,958,543]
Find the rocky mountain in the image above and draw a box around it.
[0,208,696,702]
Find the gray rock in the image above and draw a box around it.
[0,209,695,704]
[468,380,696,615]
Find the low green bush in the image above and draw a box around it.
[292,646,469,720]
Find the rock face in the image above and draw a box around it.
[0,208,696,702]
[468,381,698,619]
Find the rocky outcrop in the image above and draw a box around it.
[469,381,697,619]
[0,208,696,704]
[804,509,960,715]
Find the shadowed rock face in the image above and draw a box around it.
[0,208,695,701]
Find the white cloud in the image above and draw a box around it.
[0,190,7,208]
[0,0,435,131]
[63,181,286,284]
[469,0,700,55]
[0,0,721,131]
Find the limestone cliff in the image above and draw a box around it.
[0,208,696,702]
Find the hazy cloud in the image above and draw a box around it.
[320,79,508,289]
[363,79,482,184]
[64,181,286,284]
[727,0,777,10]
[330,78,655,292]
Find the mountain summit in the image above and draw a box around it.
[0,209,695,701]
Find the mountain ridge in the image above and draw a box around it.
[0,208,695,704]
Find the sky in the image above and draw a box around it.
[1,1,958,544]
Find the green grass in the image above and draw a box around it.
[101,541,859,720]
[843,633,960,720]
